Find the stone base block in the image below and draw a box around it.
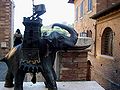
[0,81,104,90]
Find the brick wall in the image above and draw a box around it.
[73,1,120,90]
[74,0,96,33]
[90,10,120,90]
[74,0,120,34]
[57,50,90,81]
[97,0,120,12]
[0,0,13,57]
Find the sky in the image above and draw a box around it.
[14,0,74,34]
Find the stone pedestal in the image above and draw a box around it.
[0,81,104,90]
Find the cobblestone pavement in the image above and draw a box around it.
[0,62,7,81]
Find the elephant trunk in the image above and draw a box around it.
[52,23,78,46]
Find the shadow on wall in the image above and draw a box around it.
[86,60,92,81]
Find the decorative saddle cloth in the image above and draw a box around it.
[20,48,41,73]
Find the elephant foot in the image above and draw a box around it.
[44,82,58,90]
[48,87,57,90]
[44,81,57,90]
[44,81,48,88]
[4,82,14,88]
[14,87,23,90]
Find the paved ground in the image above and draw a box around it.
[0,62,7,81]
[0,81,105,90]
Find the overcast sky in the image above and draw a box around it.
[14,0,74,34]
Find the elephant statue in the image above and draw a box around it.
[0,3,91,90]
[0,23,79,90]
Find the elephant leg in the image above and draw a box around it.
[44,69,57,89]
[14,69,25,90]
[52,68,57,80]
[45,67,57,87]
[4,70,14,88]
[50,51,57,81]
[41,61,57,90]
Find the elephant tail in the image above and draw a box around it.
[31,73,36,84]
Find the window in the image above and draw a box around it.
[75,6,78,21]
[87,30,92,37]
[80,32,87,37]
[101,27,113,56]
[88,0,92,11]
[80,1,84,17]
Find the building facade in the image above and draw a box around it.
[90,3,120,90]
[0,0,14,57]
[68,0,120,90]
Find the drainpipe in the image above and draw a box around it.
[10,0,15,48]
[94,23,97,57]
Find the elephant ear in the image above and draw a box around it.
[46,31,65,49]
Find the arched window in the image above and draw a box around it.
[101,27,113,56]
[87,30,92,37]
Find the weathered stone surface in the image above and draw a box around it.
[0,81,105,90]
[76,37,93,47]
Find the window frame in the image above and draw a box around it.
[101,27,113,56]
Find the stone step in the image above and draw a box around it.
[0,81,104,90]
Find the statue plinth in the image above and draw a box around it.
[0,81,105,90]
